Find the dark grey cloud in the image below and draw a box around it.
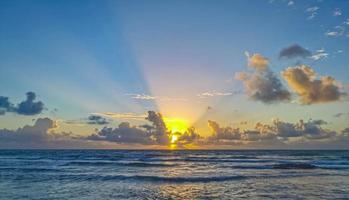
[236,70,291,103]
[279,44,311,59]
[0,118,112,149]
[177,127,201,144]
[206,118,336,145]
[272,119,335,139]
[236,52,291,103]
[17,92,44,115]
[0,96,15,114]
[86,122,155,145]
[208,120,241,141]
[86,111,171,145]
[0,118,56,148]
[0,92,44,116]
[87,115,109,125]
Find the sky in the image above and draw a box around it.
[0,0,348,149]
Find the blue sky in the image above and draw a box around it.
[0,0,348,149]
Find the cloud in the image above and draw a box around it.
[0,96,13,114]
[197,91,233,98]
[125,93,187,102]
[86,111,170,145]
[333,8,342,16]
[125,93,156,100]
[0,118,61,148]
[94,112,147,120]
[86,122,156,145]
[287,1,294,6]
[0,115,347,149]
[176,127,202,144]
[272,119,335,139]
[310,49,329,61]
[282,65,346,104]
[235,70,291,103]
[245,52,269,70]
[279,44,311,59]
[87,115,109,125]
[325,26,345,37]
[206,118,336,146]
[0,92,44,116]
[236,52,291,103]
[208,120,241,140]
[16,92,44,115]
[306,6,319,20]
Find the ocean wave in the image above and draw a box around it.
[0,167,62,172]
[62,161,177,167]
[58,174,246,183]
[272,163,317,169]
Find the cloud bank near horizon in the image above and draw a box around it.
[1,111,349,149]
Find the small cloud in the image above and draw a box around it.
[344,19,349,26]
[325,26,345,37]
[333,8,342,16]
[306,6,319,13]
[125,93,187,102]
[335,50,344,54]
[0,92,44,116]
[287,1,294,6]
[245,52,269,71]
[279,44,311,59]
[87,115,109,125]
[94,112,147,120]
[310,49,329,61]
[306,6,319,20]
[197,91,233,98]
[125,93,156,100]
[17,92,44,115]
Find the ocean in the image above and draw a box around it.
[0,150,349,199]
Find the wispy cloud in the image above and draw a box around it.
[93,112,147,120]
[125,93,156,100]
[197,91,234,98]
[306,6,319,20]
[310,49,329,61]
[287,1,294,6]
[125,93,187,102]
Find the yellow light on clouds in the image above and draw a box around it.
[164,118,189,134]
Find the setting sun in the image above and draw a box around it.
[170,134,178,144]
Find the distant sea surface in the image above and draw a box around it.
[1,150,349,199]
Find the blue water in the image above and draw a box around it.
[1,150,349,199]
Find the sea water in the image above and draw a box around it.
[0,150,349,199]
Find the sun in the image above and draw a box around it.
[170,134,178,144]
[164,117,189,134]
[164,117,189,145]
